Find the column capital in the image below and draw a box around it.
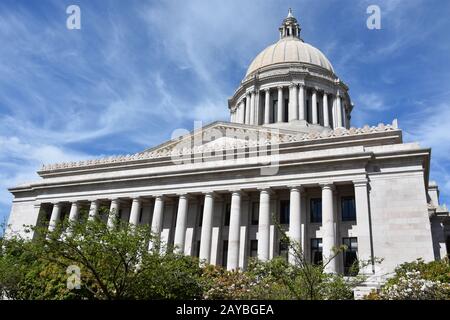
[353,180,369,188]
[320,183,335,190]
[257,187,273,194]
[264,87,271,93]
[277,86,283,90]
[228,189,246,197]
[287,185,305,193]
[203,191,224,200]
[176,193,192,199]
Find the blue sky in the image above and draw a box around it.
[1,0,450,224]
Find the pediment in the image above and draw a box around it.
[139,121,299,157]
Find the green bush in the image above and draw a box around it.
[371,258,450,300]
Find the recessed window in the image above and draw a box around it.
[311,238,323,265]
[341,197,356,222]
[279,241,288,261]
[195,240,201,258]
[310,198,322,223]
[250,240,258,258]
[251,202,259,225]
[272,100,277,122]
[222,240,228,267]
[279,200,290,224]
[198,205,204,227]
[284,98,289,122]
[224,203,231,226]
[343,237,358,276]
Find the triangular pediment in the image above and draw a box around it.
[139,121,300,156]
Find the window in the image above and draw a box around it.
[251,202,259,225]
[279,241,288,261]
[446,236,450,255]
[310,198,322,223]
[250,240,258,258]
[341,197,356,222]
[343,237,358,276]
[222,240,228,267]
[279,200,290,224]
[311,238,323,265]
[198,205,204,226]
[195,240,201,258]
[284,98,289,122]
[139,207,144,223]
[306,99,311,122]
[273,100,278,122]
[224,203,231,226]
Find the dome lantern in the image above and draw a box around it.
[279,8,301,39]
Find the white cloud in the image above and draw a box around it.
[356,93,386,111]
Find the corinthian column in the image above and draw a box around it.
[227,190,242,270]
[277,86,284,122]
[258,188,271,261]
[239,100,245,124]
[289,84,298,121]
[312,89,318,124]
[298,84,305,120]
[129,197,142,225]
[48,202,62,232]
[107,199,120,229]
[88,200,99,221]
[151,196,164,235]
[288,186,303,264]
[321,183,337,273]
[245,93,251,125]
[68,201,80,223]
[174,194,189,254]
[264,89,271,124]
[249,91,256,125]
[323,93,330,127]
[354,180,373,274]
[336,93,343,128]
[199,192,214,264]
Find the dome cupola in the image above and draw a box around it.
[228,9,353,133]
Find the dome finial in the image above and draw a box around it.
[287,8,294,18]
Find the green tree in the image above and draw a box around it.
[0,209,203,300]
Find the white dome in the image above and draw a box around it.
[246,37,334,77]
